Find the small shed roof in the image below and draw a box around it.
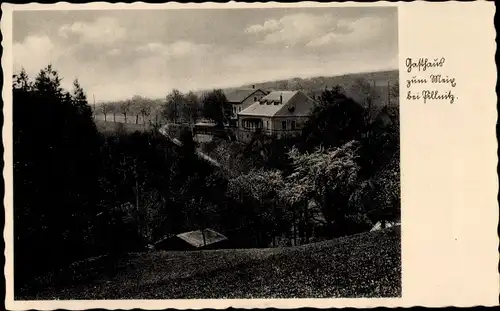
[195,122,217,127]
[176,228,228,248]
[370,220,401,232]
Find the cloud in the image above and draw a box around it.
[245,13,336,46]
[106,48,122,56]
[307,16,386,47]
[13,35,57,73]
[58,17,127,45]
[135,40,211,58]
[12,9,397,102]
[245,19,281,34]
[245,13,388,49]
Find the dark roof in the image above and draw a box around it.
[224,88,267,103]
[176,229,228,248]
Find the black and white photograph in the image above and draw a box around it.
[10,5,401,300]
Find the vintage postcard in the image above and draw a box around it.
[2,2,498,310]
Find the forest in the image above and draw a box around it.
[13,65,400,295]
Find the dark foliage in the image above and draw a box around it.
[302,87,366,151]
[240,85,400,239]
[13,64,400,298]
[201,89,231,128]
[13,66,101,289]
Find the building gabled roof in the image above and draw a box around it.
[224,88,267,103]
[176,228,228,248]
[238,90,315,118]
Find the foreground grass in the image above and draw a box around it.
[18,227,400,300]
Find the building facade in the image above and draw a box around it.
[224,87,268,127]
[237,90,316,143]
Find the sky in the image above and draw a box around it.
[13,7,398,102]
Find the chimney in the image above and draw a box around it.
[280,93,283,104]
[252,84,255,89]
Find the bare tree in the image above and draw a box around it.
[139,101,153,130]
[100,103,110,122]
[121,100,132,124]
[106,102,117,122]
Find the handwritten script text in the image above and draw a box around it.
[405,57,457,104]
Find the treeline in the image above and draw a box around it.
[97,77,399,135]
[97,88,232,129]
[13,65,399,295]
[95,95,163,124]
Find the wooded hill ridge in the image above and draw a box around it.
[100,69,399,108]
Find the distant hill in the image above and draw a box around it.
[200,69,399,108]
[100,70,399,109]
[240,69,398,91]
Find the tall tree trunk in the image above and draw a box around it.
[104,113,107,122]
[304,200,309,244]
[174,102,177,124]
[322,193,331,235]
[113,113,116,123]
[292,208,297,246]
[124,113,127,124]
[134,160,141,238]
[136,115,139,124]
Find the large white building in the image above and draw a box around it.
[237,90,317,142]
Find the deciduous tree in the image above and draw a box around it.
[120,100,132,123]
[201,89,230,127]
[184,91,200,124]
[100,103,110,122]
[302,87,366,150]
[282,141,361,237]
[163,89,185,124]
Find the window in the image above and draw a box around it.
[291,120,296,130]
[266,120,269,129]
[282,121,287,130]
[239,107,242,112]
[254,97,257,102]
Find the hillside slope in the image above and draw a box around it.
[241,69,398,91]
[19,227,401,300]
[108,70,399,110]
[194,69,399,109]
